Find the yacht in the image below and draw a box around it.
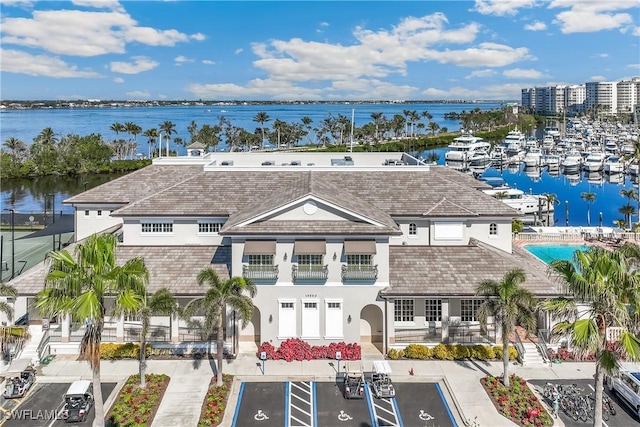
[629,162,639,176]
[490,146,508,165]
[502,129,527,158]
[546,154,561,170]
[482,185,554,216]
[467,150,491,167]
[562,151,583,173]
[582,152,605,172]
[604,156,624,174]
[444,132,491,164]
[523,147,545,168]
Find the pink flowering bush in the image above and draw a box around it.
[257,339,361,361]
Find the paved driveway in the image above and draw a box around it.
[232,379,458,427]
[0,382,115,427]
[530,379,637,427]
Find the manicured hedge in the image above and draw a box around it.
[387,343,518,361]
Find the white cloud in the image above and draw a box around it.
[627,63,640,69]
[595,53,609,58]
[0,7,201,57]
[524,21,547,31]
[234,48,243,54]
[423,83,525,100]
[588,75,608,81]
[320,22,329,27]
[158,94,167,100]
[126,90,151,98]
[71,0,125,12]
[465,69,495,79]
[633,26,640,36]
[174,55,194,65]
[113,77,124,83]
[190,33,206,41]
[202,59,215,65]
[0,48,102,78]
[110,56,158,74]
[473,0,538,16]
[188,78,324,100]
[502,68,544,78]
[549,1,636,34]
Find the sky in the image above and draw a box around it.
[0,0,639,101]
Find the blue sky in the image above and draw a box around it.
[1,0,639,101]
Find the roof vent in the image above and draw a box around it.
[220,160,234,166]
[290,160,301,166]
[261,161,274,166]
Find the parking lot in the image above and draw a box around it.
[530,379,639,427]
[0,382,116,427]
[232,378,457,427]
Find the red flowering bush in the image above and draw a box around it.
[481,374,552,427]
[257,339,361,361]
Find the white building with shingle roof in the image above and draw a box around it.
[9,152,561,355]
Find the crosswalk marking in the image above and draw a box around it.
[287,381,315,427]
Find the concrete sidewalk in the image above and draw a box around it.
[33,352,629,427]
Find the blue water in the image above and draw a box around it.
[524,244,591,265]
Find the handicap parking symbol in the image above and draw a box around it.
[419,410,434,421]
[338,410,353,421]
[254,409,269,421]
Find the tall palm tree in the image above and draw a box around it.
[253,112,270,149]
[36,234,148,427]
[427,121,440,135]
[476,268,537,387]
[580,192,597,226]
[542,193,560,226]
[109,122,125,142]
[3,137,26,165]
[143,128,159,158]
[35,127,58,146]
[544,246,640,427]
[159,121,177,154]
[619,205,635,229]
[132,288,177,389]
[183,268,256,387]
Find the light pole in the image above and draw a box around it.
[565,201,569,227]
[3,209,15,280]
[47,194,55,251]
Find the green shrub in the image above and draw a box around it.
[100,343,151,359]
[387,349,404,360]
[431,344,451,360]
[451,344,471,359]
[404,344,431,360]
[472,344,495,360]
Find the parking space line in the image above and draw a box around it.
[230,382,245,427]
[435,382,458,427]
[287,381,314,427]
[366,382,401,427]
[364,384,377,427]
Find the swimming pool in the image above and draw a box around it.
[524,244,591,265]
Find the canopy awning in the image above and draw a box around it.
[344,240,377,255]
[16,215,74,240]
[294,240,326,255]
[243,240,276,255]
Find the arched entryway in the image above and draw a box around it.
[360,304,383,354]
[240,307,261,349]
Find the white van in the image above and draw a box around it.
[607,371,640,419]
[61,380,93,423]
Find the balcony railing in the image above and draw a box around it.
[292,264,329,281]
[243,264,279,280]
[341,264,378,281]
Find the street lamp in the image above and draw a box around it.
[3,209,15,280]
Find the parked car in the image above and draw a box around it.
[3,369,36,399]
[2,361,36,399]
[343,370,365,399]
[607,370,640,419]
[370,360,395,399]
[61,380,93,423]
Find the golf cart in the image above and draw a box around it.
[343,364,365,399]
[370,360,395,399]
[61,380,93,423]
[2,359,36,399]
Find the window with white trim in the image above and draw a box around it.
[248,254,273,266]
[141,223,173,233]
[461,299,483,322]
[489,223,498,236]
[425,299,442,322]
[198,222,221,233]
[84,210,89,216]
[347,254,372,266]
[394,299,414,322]
[409,223,417,236]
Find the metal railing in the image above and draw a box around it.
[449,324,496,344]
[513,332,525,364]
[537,329,550,363]
[292,264,329,281]
[341,264,378,281]
[394,326,442,343]
[36,329,51,361]
[243,264,279,280]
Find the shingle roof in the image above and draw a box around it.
[64,165,204,205]
[108,167,517,219]
[384,240,563,297]
[10,245,230,296]
[221,220,400,235]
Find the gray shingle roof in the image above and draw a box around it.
[221,220,400,235]
[10,244,230,296]
[384,240,563,297]
[106,167,517,219]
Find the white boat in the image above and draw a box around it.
[523,147,544,168]
[604,156,624,174]
[586,171,604,186]
[482,186,554,215]
[561,151,582,173]
[604,140,618,155]
[467,150,491,167]
[583,152,605,172]
[444,132,491,163]
[503,129,527,157]
[546,154,561,170]
[541,134,555,150]
[490,146,508,165]
[622,143,635,156]
[544,126,561,139]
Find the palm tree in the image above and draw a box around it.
[183,268,256,386]
[0,283,17,321]
[580,192,597,226]
[133,288,177,389]
[370,112,383,141]
[3,137,26,164]
[253,112,270,149]
[109,122,125,142]
[36,234,148,427]
[544,246,640,426]
[542,193,560,226]
[476,269,537,387]
[159,121,177,154]
[35,127,58,146]
[427,121,440,135]
[619,205,635,229]
[143,128,159,158]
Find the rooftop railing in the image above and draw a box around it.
[341,264,378,281]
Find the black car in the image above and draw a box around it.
[343,371,365,399]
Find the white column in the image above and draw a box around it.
[116,315,124,343]
[441,300,450,343]
[61,314,71,343]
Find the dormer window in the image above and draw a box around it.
[409,223,417,236]
[198,222,221,233]
[489,223,498,236]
